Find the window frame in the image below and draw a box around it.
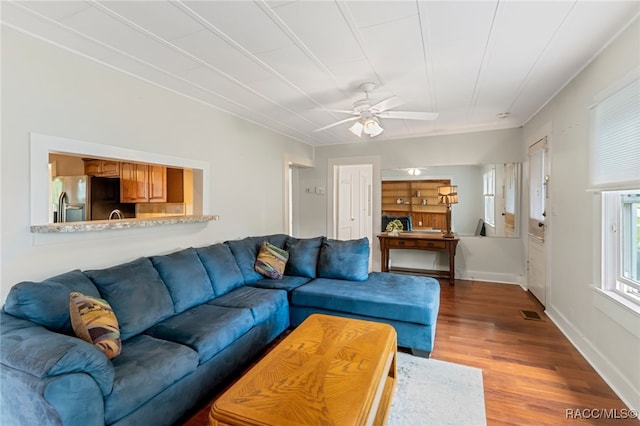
[592,70,640,311]
[602,191,640,306]
[483,167,495,227]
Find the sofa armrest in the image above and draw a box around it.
[1,311,114,396]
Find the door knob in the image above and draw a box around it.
[538,222,544,228]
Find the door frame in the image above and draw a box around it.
[284,153,313,236]
[327,156,381,271]
[525,122,553,307]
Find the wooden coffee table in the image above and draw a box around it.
[209,314,397,426]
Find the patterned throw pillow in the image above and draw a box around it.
[69,292,122,359]
[254,241,289,279]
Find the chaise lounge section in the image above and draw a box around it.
[289,272,440,357]
[0,234,440,426]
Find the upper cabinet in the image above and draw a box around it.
[84,159,120,177]
[120,162,168,203]
[120,162,151,203]
[84,158,182,204]
[147,164,167,202]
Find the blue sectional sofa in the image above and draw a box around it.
[0,234,440,426]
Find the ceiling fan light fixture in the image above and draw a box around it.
[363,117,383,137]
[348,120,364,137]
[315,82,437,138]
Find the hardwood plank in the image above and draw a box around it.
[433,280,637,426]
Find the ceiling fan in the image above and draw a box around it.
[313,82,439,138]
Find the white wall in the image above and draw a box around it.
[0,27,313,302]
[297,127,525,283]
[522,19,639,411]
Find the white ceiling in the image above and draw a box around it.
[2,1,639,146]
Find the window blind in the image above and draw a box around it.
[589,77,640,190]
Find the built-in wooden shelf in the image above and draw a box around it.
[382,179,449,230]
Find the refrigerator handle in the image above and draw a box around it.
[58,191,67,223]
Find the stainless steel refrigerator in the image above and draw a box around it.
[51,175,90,223]
[51,175,135,222]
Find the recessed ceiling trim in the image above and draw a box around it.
[522,9,640,128]
[92,0,320,129]
[416,1,438,114]
[6,2,254,115]
[3,0,635,146]
[176,0,352,128]
[2,3,319,146]
[505,2,577,114]
[253,0,349,100]
[469,1,500,116]
[335,1,386,88]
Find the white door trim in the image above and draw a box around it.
[525,122,553,307]
[327,156,381,271]
[284,153,313,236]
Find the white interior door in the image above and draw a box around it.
[336,164,373,266]
[527,137,549,306]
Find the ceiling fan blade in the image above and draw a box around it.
[370,96,404,113]
[376,111,439,120]
[313,116,360,132]
[314,108,358,114]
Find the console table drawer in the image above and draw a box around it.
[387,239,447,249]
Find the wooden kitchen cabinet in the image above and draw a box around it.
[147,165,167,203]
[120,162,167,203]
[120,163,149,203]
[84,159,120,177]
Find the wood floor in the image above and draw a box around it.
[182,280,636,426]
[434,280,636,426]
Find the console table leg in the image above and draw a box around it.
[449,249,455,286]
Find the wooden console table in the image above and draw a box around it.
[377,232,459,285]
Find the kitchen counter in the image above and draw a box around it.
[30,215,218,233]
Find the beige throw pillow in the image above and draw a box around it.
[69,292,122,359]
[254,241,289,279]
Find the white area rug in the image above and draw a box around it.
[387,352,487,426]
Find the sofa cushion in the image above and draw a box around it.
[285,236,323,278]
[145,304,254,363]
[225,237,263,283]
[207,286,288,324]
[226,234,289,283]
[254,241,289,279]
[104,334,199,425]
[291,272,440,326]
[150,248,214,313]
[317,237,370,282]
[69,292,121,359]
[262,233,289,249]
[3,270,101,335]
[85,257,175,341]
[196,243,245,296]
[249,275,312,292]
[0,311,115,397]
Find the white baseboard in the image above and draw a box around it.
[545,305,640,413]
[458,269,523,285]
